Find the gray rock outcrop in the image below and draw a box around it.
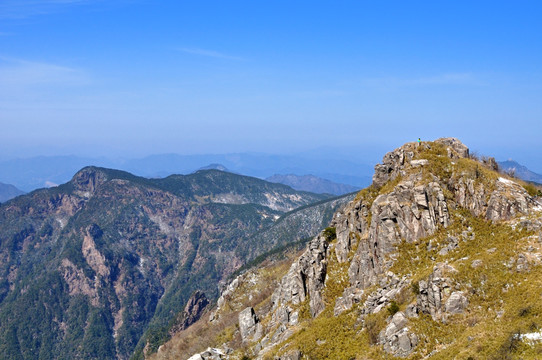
[486,177,536,221]
[238,138,541,358]
[379,311,419,357]
[333,199,369,263]
[372,137,470,189]
[270,233,329,319]
[187,348,227,360]
[445,291,468,314]
[239,307,262,342]
[416,263,468,320]
[348,180,450,290]
[435,137,469,159]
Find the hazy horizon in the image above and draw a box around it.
[1,1,541,173]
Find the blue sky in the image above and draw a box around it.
[1,1,541,171]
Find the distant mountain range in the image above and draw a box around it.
[0,153,373,192]
[498,160,542,184]
[0,182,25,203]
[266,174,359,195]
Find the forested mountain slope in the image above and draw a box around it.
[0,167,351,359]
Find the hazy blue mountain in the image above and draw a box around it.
[498,160,542,183]
[0,182,25,203]
[0,153,373,192]
[0,155,116,192]
[266,174,360,195]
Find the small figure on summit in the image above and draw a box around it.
[417,138,421,146]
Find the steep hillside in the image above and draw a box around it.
[0,167,347,360]
[171,138,542,360]
[0,182,25,203]
[266,174,359,195]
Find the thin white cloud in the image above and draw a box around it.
[179,48,245,61]
[0,56,90,87]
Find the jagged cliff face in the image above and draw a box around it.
[174,138,542,360]
[0,167,351,360]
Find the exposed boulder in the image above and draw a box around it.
[434,137,469,159]
[438,236,459,256]
[187,347,227,360]
[416,263,468,321]
[355,273,410,317]
[334,286,364,316]
[444,291,468,314]
[410,159,428,167]
[379,311,418,357]
[239,307,262,342]
[452,174,540,222]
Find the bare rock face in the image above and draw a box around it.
[253,234,330,352]
[239,307,262,342]
[231,138,542,359]
[452,174,539,222]
[333,199,369,263]
[379,311,418,358]
[358,273,410,316]
[209,277,240,322]
[444,291,468,314]
[372,144,416,188]
[416,263,465,321]
[348,180,450,289]
[170,291,209,335]
[187,347,227,360]
[486,178,536,221]
[434,137,469,159]
[373,137,469,189]
[451,177,488,217]
[270,233,329,320]
[334,286,364,316]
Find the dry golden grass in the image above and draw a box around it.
[149,249,302,360]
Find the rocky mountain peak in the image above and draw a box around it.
[372,137,469,188]
[173,138,542,360]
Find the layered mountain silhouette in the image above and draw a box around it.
[266,174,359,195]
